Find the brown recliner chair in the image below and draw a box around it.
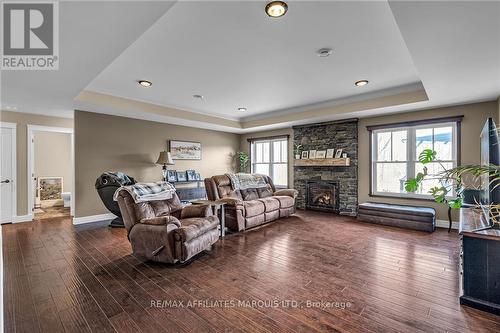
[116,190,219,263]
[204,174,298,232]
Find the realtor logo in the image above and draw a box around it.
[1,1,59,70]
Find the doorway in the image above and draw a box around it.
[27,125,74,221]
[0,122,17,224]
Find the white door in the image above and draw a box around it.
[1,124,15,223]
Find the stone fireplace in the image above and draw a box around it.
[306,180,339,213]
[294,119,358,216]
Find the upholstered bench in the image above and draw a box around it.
[358,202,436,232]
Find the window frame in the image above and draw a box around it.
[249,136,289,188]
[369,120,461,200]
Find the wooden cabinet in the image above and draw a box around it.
[459,209,500,315]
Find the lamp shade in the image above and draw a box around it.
[156,151,174,165]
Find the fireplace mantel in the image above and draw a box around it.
[294,158,350,167]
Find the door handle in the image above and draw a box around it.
[1,179,10,184]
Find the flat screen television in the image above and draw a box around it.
[480,118,500,226]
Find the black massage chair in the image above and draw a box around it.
[95,172,136,227]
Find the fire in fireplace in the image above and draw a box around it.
[306,180,339,212]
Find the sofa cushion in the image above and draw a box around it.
[265,210,279,222]
[274,195,295,208]
[140,215,181,227]
[358,202,435,217]
[181,205,211,219]
[217,197,244,208]
[175,215,219,242]
[258,197,280,212]
[274,188,298,198]
[245,214,265,229]
[243,200,265,217]
[279,206,295,218]
[213,175,242,199]
[241,188,259,201]
[257,185,274,198]
[134,195,183,221]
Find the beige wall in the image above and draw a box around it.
[0,111,73,216]
[240,101,497,221]
[358,101,498,221]
[34,131,73,195]
[239,128,294,187]
[498,96,500,123]
[75,111,240,217]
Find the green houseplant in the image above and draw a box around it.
[404,149,463,209]
[236,151,250,173]
[405,149,500,228]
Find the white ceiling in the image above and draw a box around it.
[388,0,500,107]
[85,0,421,120]
[1,1,175,118]
[2,1,499,133]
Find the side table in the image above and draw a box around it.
[190,199,226,238]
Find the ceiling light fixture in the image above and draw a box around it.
[355,80,369,87]
[138,80,152,87]
[316,48,333,57]
[265,1,288,18]
[193,94,204,99]
[238,107,247,112]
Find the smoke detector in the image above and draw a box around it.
[316,48,333,57]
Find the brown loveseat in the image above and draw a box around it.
[204,174,298,232]
[116,190,219,263]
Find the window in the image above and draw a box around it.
[250,137,288,187]
[370,119,460,199]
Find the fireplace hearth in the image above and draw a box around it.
[306,180,339,213]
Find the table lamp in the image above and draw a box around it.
[156,151,175,181]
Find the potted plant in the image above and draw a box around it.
[236,151,250,173]
[294,144,303,160]
[405,149,500,229]
[404,149,463,209]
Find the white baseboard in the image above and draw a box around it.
[436,219,459,230]
[13,214,33,223]
[73,213,116,225]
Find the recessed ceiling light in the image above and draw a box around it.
[355,80,369,87]
[316,48,333,57]
[138,80,152,87]
[265,1,288,18]
[193,94,204,99]
[238,107,247,112]
[4,105,17,110]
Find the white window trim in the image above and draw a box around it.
[250,137,288,187]
[371,122,458,200]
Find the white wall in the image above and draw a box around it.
[34,131,73,197]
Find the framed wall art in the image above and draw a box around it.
[176,171,187,182]
[186,170,197,181]
[316,150,326,159]
[167,170,177,182]
[39,177,63,201]
[169,140,202,160]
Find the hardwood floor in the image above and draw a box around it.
[34,206,71,221]
[3,210,500,332]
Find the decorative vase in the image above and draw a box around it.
[295,154,301,160]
